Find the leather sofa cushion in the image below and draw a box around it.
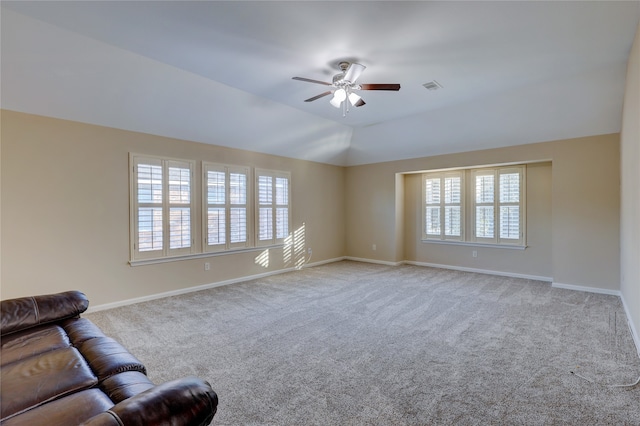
[1,291,89,336]
[62,317,107,345]
[1,325,70,367]
[1,389,114,426]
[101,371,155,403]
[1,347,98,419]
[77,336,147,380]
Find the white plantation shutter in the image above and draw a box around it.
[258,175,273,241]
[204,163,249,252]
[423,171,463,241]
[256,170,291,245]
[425,178,441,236]
[276,208,289,239]
[230,207,247,243]
[443,176,461,237]
[229,171,248,245]
[500,173,519,203]
[474,171,496,241]
[208,208,226,245]
[138,207,163,251]
[500,206,520,239]
[130,157,294,262]
[207,169,226,247]
[498,169,524,243]
[472,167,525,245]
[131,155,194,260]
[168,164,192,250]
[423,165,525,247]
[275,177,289,239]
[259,206,273,241]
[137,161,163,252]
[475,205,495,239]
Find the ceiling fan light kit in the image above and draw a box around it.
[292,61,401,117]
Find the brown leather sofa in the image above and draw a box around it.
[0,291,218,425]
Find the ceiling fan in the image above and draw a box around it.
[292,61,401,116]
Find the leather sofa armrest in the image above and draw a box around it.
[1,291,89,336]
[80,377,218,426]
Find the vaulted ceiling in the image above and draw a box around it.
[2,1,639,166]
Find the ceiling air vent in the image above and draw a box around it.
[422,80,443,91]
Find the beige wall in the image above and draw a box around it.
[1,111,346,306]
[346,134,620,290]
[620,22,640,347]
[0,110,626,308]
[345,160,403,263]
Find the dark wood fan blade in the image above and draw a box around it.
[359,83,401,91]
[304,91,332,102]
[292,77,332,86]
[354,98,366,107]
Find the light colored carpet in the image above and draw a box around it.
[86,261,640,425]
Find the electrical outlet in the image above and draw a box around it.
[307,248,312,255]
[472,250,478,258]
[372,244,377,251]
[204,262,210,271]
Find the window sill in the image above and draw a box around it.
[421,240,527,250]
[130,244,285,266]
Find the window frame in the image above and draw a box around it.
[422,164,526,248]
[202,162,252,253]
[471,166,526,246]
[130,154,195,261]
[129,155,294,265]
[255,169,292,247]
[422,170,465,242]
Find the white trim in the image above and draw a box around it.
[255,169,291,247]
[551,282,621,297]
[87,268,292,312]
[400,159,552,175]
[620,293,640,357]
[343,256,404,267]
[129,244,284,266]
[421,240,527,250]
[202,162,252,252]
[303,256,346,268]
[88,257,346,313]
[130,154,196,261]
[405,260,552,282]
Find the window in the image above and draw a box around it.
[472,167,525,245]
[423,165,525,247]
[131,155,195,260]
[130,155,293,264]
[423,171,463,241]
[256,169,291,245]
[204,163,250,252]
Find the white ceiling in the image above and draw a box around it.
[2,1,639,166]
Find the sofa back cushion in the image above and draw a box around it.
[1,291,89,336]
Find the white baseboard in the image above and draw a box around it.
[343,256,404,266]
[87,267,296,313]
[304,256,346,268]
[551,282,621,297]
[405,260,553,282]
[620,293,640,357]
[88,258,346,313]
